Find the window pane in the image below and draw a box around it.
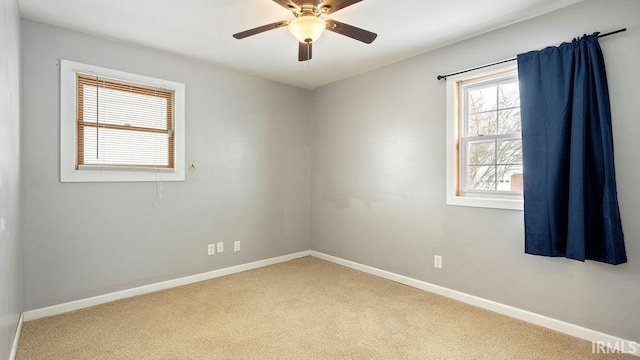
[497,165,523,192]
[498,81,520,108]
[468,112,497,136]
[497,139,522,164]
[83,85,168,130]
[468,141,495,165]
[82,127,169,167]
[498,108,521,134]
[468,86,497,113]
[467,165,496,191]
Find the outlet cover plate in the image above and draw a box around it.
[434,255,443,269]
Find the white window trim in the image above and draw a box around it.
[60,59,186,182]
[445,63,523,211]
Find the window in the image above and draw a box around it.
[77,75,174,169]
[446,65,523,210]
[60,60,185,182]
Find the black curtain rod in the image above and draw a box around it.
[436,28,627,81]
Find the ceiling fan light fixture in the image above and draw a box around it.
[288,14,326,43]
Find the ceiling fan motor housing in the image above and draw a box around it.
[295,4,322,16]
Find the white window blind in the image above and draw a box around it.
[77,74,175,169]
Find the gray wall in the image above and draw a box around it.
[311,0,640,341]
[0,0,22,358]
[21,20,311,310]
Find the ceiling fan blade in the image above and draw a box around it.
[325,20,377,44]
[319,0,363,14]
[298,42,312,61]
[233,20,290,39]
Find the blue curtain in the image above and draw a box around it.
[517,33,627,265]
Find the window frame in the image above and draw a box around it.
[445,63,523,210]
[60,60,186,182]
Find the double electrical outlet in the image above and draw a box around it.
[208,241,241,255]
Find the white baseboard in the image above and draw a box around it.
[9,313,23,360]
[23,250,311,322]
[310,251,639,357]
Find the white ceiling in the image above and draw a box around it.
[18,0,583,89]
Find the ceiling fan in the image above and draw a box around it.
[233,0,377,61]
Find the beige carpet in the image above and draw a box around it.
[17,257,633,359]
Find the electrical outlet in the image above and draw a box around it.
[434,255,443,269]
[216,242,224,253]
[234,241,241,252]
[207,244,215,256]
